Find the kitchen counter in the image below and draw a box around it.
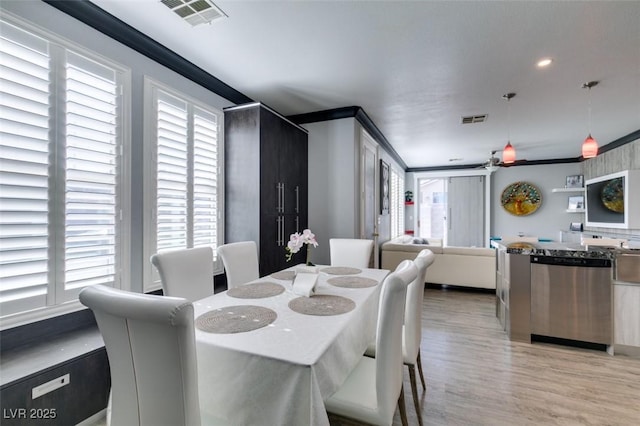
[490,240,625,260]
[493,240,640,356]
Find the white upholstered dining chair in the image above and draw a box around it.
[217,241,260,289]
[325,260,418,426]
[403,249,435,423]
[329,238,374,269]
[365,249,435,425]
[150,246,214,301]
[79,285,201,426]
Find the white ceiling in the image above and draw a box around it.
[91,0,640,169]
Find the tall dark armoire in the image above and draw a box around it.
[224,102,308,276]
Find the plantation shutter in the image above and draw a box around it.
[192,107,219,252]
[156,91,188,252]
[61,51,120,300]
[0,23,51,313]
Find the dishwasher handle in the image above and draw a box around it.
[531,256,611,268]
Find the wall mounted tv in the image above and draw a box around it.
[585,170,640,229]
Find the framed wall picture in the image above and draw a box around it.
[566,174,584,188]
[568,195,584,210]
[380,159,390,215]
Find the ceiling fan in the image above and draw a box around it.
[482,150,528,172]
[482,151,502,172]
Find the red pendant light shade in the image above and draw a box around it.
[582,134,598,158]
[502,142,516,164]
[581,81,599,159]
[501,92,516,164]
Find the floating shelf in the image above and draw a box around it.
[552,188,585,193]
[566,208,586,213]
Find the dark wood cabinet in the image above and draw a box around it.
[0,348,110,426]
[225,102,308,276]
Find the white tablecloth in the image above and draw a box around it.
[193,266,389,426]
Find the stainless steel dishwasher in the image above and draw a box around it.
[530,255,613,345]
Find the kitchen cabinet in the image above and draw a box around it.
[614,284,640,347]
[225,102,308,276]
[494,243,531,343]
[614,253,640,353]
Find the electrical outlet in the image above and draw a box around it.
[32,374,70,399]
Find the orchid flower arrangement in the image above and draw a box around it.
[285,229,318,265]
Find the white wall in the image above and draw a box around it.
[3,1,234,292]
[490,162,583,241]
[303,118,359,264]
[304,119,406,264]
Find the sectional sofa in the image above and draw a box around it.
[380,235,496,289]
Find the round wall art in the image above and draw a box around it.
[501,181,542,216]
[601,177,624,213]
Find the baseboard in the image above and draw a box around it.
[425,283,495,294]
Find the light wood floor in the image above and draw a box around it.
[331,287,640,426]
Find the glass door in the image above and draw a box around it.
[417,176,486,247]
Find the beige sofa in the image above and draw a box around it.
[381,235,496,289]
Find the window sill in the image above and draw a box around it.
[1,300,87,331]
[0,326,104,388]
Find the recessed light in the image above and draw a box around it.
[537,58,553,68]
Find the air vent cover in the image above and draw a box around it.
[161,0,227,26]
[461,114,488,124]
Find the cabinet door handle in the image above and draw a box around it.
[281,183,285,213]
[276,216,281,245]
[281,216,286,246]
[295,216,299,233]
[295,186,299,213]
[276,183,281,212]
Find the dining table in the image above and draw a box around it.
[193,265,390,426]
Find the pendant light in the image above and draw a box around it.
[502,93,516,164]
[581,81,599,158]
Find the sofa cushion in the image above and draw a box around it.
[411,237,430,245]
[382,241,443,254]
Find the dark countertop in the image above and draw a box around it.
[489,240,632,260]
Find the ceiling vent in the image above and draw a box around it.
[161,0,227,26]
[461,114,488,124]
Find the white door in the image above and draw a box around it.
[360,131,379,268]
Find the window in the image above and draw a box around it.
[144,79,223,291]
[390,166,405,238]
[0,18,129,320]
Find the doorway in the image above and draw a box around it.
[360,130,379,267]
[417,175,486,247]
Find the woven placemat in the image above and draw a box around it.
[271,270,296,281]
[321,266,362,275]
[327,276,378,288]
[196,305,277,334]
[227,282,285,299]
[288,295,355,316]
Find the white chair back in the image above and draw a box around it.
[404,249,435,363]
[79,285,201,426]
[375,260,418,422]
[329,238,374,268]
[150,246,214,301]
[217,241,260,289]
